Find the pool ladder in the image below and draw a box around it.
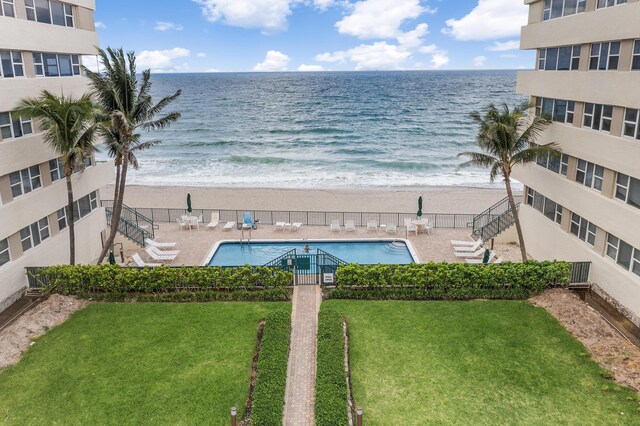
[240,226,251,245]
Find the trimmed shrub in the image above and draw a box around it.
[326,287,532,301]
[32,265,293,295]
[315,309,349,426]
[251,310,291,426]
[75,289,293,303]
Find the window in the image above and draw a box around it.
[633,40,640,70]
[33,52,81,77]
[0,111,33,140]
[535,97,574,124]
[525,188,563,225]
[606,234,640,277]
[583,103,613,132]
[543,0,586,21]
[597,0,627,8]
[538,46,580,71]
[576,159,604,191]
[9,165,41,198]
[72,191,98,221]
[0,50,24,78]
[536,147,569,176]
[25,0,74,27]
[615,173,640,210]
[20,217,50,253]
[49,158,64,182]
[0,0,15,17]
[570,213,597,245]
[56,207,67,230]
[623,108,640,140]
[589,42,621,70]
[0,238,9,267]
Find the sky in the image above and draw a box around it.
[93,0,534,73]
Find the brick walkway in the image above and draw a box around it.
[283,285,322,426]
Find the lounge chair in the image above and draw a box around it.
[207,212,220,230]
[453,239,483,252]
[146,239,177,248]
[451,237,481,247]
[275,221,286,231]
[147,244,180,257]
[454,248,484,258]
[494,257,504,264]
[145,247,177,262]
[466,251,496,264]
[131,253,162,267]
[329,219,341,232]
[404,218,417,236]
[223,221,236,231]
[176,217,188,230]
[345,220,356,232]
[385,223,397,234]
[243,212,253,229]
[367,220,378,231]
[291,222,303,232]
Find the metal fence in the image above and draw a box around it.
[101,202,475,229]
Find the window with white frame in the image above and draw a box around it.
[9,165,41,198]
[49,158,64,182]
[72,191,98,221]
[606,234,640,277]
[33,52,81,77]
[583,103,613,132]
[597,0,627,8]
[633,40,640,70]
[525,188,563,225]
[576,159,604,191]
[589,42,621,70]
[535,97,575,124]
[570,213,597,245]
[0,238,10,267]
[535,148,569,176]
[0,111,33,140]
[25,0,74,27]
[0,0,15,17]
[56,207,67,230]
[0,50,24,78]
[543,0,586,20]
[20,217,50,253]
[623,108,640,140]
[615,173,640,210]
[538,46,580,71]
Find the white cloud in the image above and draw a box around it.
[197,52,208,58]
[430,53,449,69]
[316,42,412,70]
[313,0,334,10]
[418,44,438,54]
[335,0,427,40]
[443,0,527,41]
[254,50,291,71]
[154,21,184,31]
[298,64,325,71]
[95,21,107,29]
[193,0,295,33]
[473,55,487,67]
[487,40,520,51]
[207,68,221,72]
[137,48,191,72]
[396,23,429,49]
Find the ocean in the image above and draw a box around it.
[105,71,527,188]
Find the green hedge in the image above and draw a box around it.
[335,261,571,296]
[326,287,532,301]
[251,310,291,426]
[32,265,293,295]
[74,289,293,303]
[315,309,349,426]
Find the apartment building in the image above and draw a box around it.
[0,0,113,311]
[516,0,640,322]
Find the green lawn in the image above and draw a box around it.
[0,302,290,425]
[324,300,640,425]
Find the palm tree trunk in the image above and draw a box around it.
[113,162,121,211]
[504,176,527,261]
[65,173,76,265]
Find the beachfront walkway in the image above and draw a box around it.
[283,285,322,426]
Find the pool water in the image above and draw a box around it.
[207,240,415,266]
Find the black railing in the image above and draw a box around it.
[102,201,156,238]
[570,261,591,284]
[476,209,516,241]
[317,248,348,276]
[472,195,521,240]
[264,249,297,271]
[105,209,146,247]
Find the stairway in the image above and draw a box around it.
[104,203,155,247]
[472,195,521,241]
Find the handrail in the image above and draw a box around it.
[102,201,156,237]
[105,209,146,247]
[264,249,297,270]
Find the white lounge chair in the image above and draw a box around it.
[223,221,236,231]
[404,218,417,236]
[385,223,397,234]
[345,220,356,232]
[330,219,341,232]
[494,257,504,264]
[145,247,177,262]
[367,220,378,232]
[453,239,483,252]
[132,253,162,267]
[146,239,177,248]
[207,212,220,230]
[291,222,303,232]
[454,248,484,258]
[274,221,286,231]
[451,237,482,247]
[147,244,180,257]
[176,217,188,230]
[466,251,496,264]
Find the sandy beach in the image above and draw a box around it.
[104,185,516,214]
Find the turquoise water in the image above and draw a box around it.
[207,240,414,266]
[104,71,527,188]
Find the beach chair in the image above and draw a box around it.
[404,218,417,236]
[243,212,253,229]
[385,223,397,234]
[176,217,188,230]
[131,253,162,267]
[275,222,286,231]
[207,212,220,230]
[466,251,496,264]
[291,222,303,232]
[453,239,483,252]
[223,221,236,231]
[147,244,180,257]
[329,219,341,232]
[493,257,504,264]
[451,237,481,247]
[345,220,356,232]
[454,248,484,258]
[146,239,177,248]
[367,220,378,232]
[145,247,177,263]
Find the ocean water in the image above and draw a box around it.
[106,71,527,188]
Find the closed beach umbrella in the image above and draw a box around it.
[108,251,116,265]
[417,196,423,217]
[187,193,192,214]
[482,248,490,264]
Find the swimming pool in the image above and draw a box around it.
[205,239,418,266]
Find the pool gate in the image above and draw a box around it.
[264,248,347,285]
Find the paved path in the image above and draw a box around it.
[283,285,322,426]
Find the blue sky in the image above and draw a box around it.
[93,0,534,73]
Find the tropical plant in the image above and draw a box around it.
[458,103,559,261]
[15,91,99,265]
[84,47,181,264]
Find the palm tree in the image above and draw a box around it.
[458,102,559,261]
[85,47,181,264]
[15,91,99,265]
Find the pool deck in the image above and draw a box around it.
[128,223,522,266]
